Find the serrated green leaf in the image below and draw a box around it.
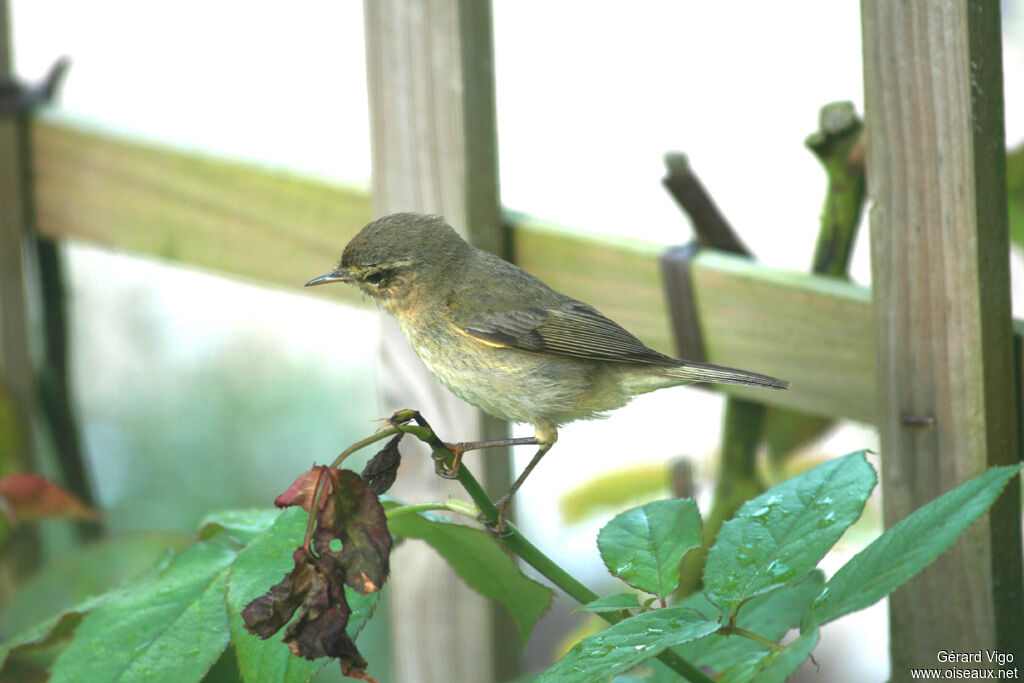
[3,506,383,683]
[0,544,181,674]
[576,593,640,613]
[704,451,875,617]
[199,508,284,545]
[807,463,1023,628]
[1,531,188,638]
[49,540,235,683]
[672,571,824,676]
[385,504,552,643]
[537,607,718,683]
[226,507,327,683]
[719,628,819,683]
[0,593,110,672]
[598,499,702,599]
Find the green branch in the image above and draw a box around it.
[717,625,784,652]
[390,413,715,683]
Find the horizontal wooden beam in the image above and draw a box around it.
[511,214,876,423]
[28,118,1016,427]
[31,117,373,302]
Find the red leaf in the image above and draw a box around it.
[245,466,392,680]
[0,473,97,524]
[275,467,329,511]
[313,470,392,595]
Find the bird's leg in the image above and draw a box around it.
[435,436,541,479]
[483,442,554,536]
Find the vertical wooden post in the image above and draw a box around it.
[363,1,514,681]
[861,0,1023,676]
[0,0,39,476]
[0,0,47,590]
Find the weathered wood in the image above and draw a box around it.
[862,0,1023,674]
[31,118,882,420]
[0,0,44,589]
[30,119,1024,435]
[31,119,373,299]
[0,0,37,476]
[363,1,514,681]
[514,216,877,421]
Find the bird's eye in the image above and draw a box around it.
[364,270,387,286]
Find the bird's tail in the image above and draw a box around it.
[668,360,789,390]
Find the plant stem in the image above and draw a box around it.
[301,466,329,556]
[330,427,400,468]
[392,417,715,683]
[718,625,784,652]
[384,500,478,520]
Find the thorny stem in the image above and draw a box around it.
[389,411,715,683]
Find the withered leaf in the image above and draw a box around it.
[241,549,313,638]
[314,470,392,594]
[274,467,328,511]
[244,466,392,681]
[361,435,403,495]
[0,473,98,524]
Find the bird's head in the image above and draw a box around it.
[305,213,469,314]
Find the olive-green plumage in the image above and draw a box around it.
[307,213,788,529]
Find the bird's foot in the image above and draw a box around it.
[433,446,464,480]
[478,495,513,537]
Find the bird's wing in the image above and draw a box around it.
[457,301,678,366]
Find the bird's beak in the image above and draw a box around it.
[305,268,353,287]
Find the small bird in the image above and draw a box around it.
[307,213,787,531]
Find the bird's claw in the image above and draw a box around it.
[478,496,513,537]
[478,511,513,537]
[433,457,460,479]
[432,446,463,479]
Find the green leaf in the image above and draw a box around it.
[0,531,189,638]
[2,506,383,683]
[385,504,552,643]
[200,508,284,545]
[807,463,1023,628]
[0,592,113,672]
[672,571,824,676]
[704,451,875,617]
[719,628,819,683]
[576,593,640,613]
[597,499,702,599]
[0,545,182,671]
[537,607,718,683]
[226,507,327,683]
[49,539,236,683]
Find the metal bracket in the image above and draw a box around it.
[660,152,753,362]
[660,241,706,362]
[0,57,69,115]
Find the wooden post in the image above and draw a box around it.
[861,0,1024,676]
[0,0,38,476]
[363,1,515,681]
[0,0,46,588]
